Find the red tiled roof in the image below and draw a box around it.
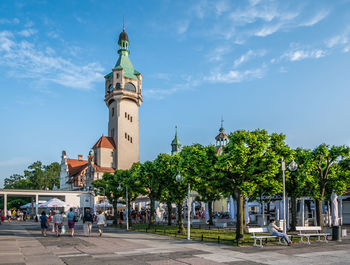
[93,136,116,149]
[215,133,228,140]
[66,158,88,177]
[94,165,115,173]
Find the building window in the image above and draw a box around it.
[130,137,133,143]
[130,116,133,122]
[111,151,113,157]
[125,112,127,118]
[128,135,130,141]
[112,108,114,117]
[117,73,119,79]
[124,82,136,92]
[125,133,127,139]
[116,83,121,89]
[127,114,130,120]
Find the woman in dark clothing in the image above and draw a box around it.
[40,211,48,237]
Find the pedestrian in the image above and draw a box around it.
[83,208,93,236]
[7,210,12,222]
[40,211,49,237]
[119,210,124,227]
[97,211,106,237]
[53,210,63,237]
[67,208,76,237]
[268,219,292,246]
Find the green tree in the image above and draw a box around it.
[180,144,221,225]
[93,171,121,224]
[286,147,311,231]
[153,153,177,226]
[217,130,285,243]
[138,160,166,228]
[306,144,350,228]
[4,162,60,190]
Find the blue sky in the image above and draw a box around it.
[1,0,350,187]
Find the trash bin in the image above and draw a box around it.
[332,226,342,242]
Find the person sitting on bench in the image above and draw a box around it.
[268,219,292,246]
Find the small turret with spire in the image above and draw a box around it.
[171,126,181,155]
[215,117,228,154]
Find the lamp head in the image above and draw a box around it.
[176,172,183,182]
[288,160,298,172]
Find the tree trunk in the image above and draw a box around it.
[208,201,214,225]
[243,198,246,229]
[236,191,244,244]
[149,197,155,228]
[177,202,185,234]
[290,196,297,231]
[315,199,323,229]
[167,201,172,226]
[113,205,118,225]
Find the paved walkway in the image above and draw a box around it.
[0,221,350,265]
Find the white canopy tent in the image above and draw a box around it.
[39,198,71,208]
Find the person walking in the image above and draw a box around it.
[7,210,12,222]
[40,211,49,237]
[268,219,292,246]
[83,208,93,237]
[53,211,64,237]
[67,208,76,237]
[97,211,106,237]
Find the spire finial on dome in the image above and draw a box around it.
[123,16,125,31]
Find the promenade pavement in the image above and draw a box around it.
[0,221,350,265]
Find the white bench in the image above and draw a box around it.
[214,222,227,228]
[248,227,286,248]
[296,226,330,244]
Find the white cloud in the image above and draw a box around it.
[208,45,232,62]
[283,48,326,61]
[18,28,37,37]
[0,30,104,90]
[254,23,283,37]
[299,10,329,27]
[0,18,20,24]
[325,28,350,48]
[233,49,266,68]
[206,65,266,83]
[215,0,230,16]
[144,75,199,99]
[177,20,189,34]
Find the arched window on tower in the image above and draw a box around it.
[124,82,136,92]
[116,83,121,89]
[108,84,113,93]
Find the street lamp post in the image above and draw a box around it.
[176,172,190,240]
[97,187,106,214]
[118,184,129,231]
[281,158,298,233]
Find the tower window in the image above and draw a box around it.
[125,133,127,139]
[117,73,119,79]
[124,82,136,92]
[130,116,133,122]
[112,108,114,117]
[125,112,127,118]
[127,114,130,120]
[128,135,130,141]
[116,83,121,89]
[130,137,133,143]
